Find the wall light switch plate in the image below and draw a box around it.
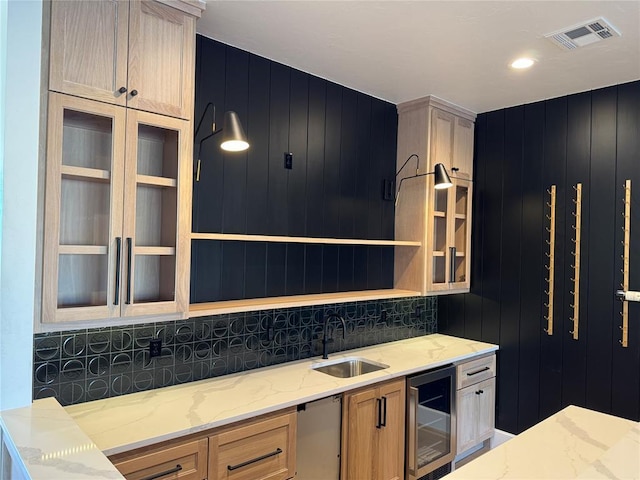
[284,152,293,169]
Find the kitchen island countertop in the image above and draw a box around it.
[445,404,640,479]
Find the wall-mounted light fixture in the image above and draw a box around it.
[394,154,453,206]
[194,102,249,181]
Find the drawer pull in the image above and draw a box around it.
[466,366,490,377]
[227,448,283,471]
[140,464,182,480]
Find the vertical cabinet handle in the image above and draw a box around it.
[407,387,418,478]
[114,237,122,305]
[381,396,387,427]
[126,237,132,305]
[449,246,456,283]
[376,398,382,428]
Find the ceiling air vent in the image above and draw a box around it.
[545,17,621,50]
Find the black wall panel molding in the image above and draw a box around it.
[33,296,437,406]
[439,80,640,434]
[191,37,396,303]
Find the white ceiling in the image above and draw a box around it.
[196,1,640,114]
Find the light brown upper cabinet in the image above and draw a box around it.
[42,93,191,324]
[49,0,199,120]
[394,96,476,295]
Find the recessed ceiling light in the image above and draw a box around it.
[511,58,535,69]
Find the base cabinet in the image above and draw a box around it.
[208,412,297,480]
[341,378,406,480]
[111,437,208,480]
[110,410,296,480]
[456,355,496,455]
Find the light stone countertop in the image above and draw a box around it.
[0,398,124,480]
[65,333,497,455]
[444,405,640,480]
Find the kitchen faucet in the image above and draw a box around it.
[322,313,346,359]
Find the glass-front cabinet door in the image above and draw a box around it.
[121,110,190,317]
[42,94,190,325]
[427,177,472,292]
[43,93,126,323]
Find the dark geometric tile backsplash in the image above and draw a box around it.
[33,296,437,406]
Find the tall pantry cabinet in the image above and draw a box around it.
[41,0,205,325]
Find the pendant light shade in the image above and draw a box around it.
[220,111,249,152]
[433,163,453,189]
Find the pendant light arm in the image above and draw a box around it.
[395,153,420,178]
[194,102,217,140]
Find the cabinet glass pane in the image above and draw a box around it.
[58,254,108,307]
[60,177,110,245]
[434,189,448,214]
[133,255,176,303]
[137,124,178,179]
[135,185,177,246]
[415,376,453,470]
[433,256,445,284]
[62,110,113,170]
[455,186,468,215]
[433,217,447,252]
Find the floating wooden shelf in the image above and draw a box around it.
[191,232,421,247]
[189,289,422,317]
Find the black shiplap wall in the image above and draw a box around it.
[191,37,397,303]
[439,80,640,434]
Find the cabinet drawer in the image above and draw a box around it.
[111,438,208,480]
[209,412,296,480]
[456,354,495,389]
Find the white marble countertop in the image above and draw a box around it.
[0,398,124,479]
[445,405,640,479]
[66,333,497,455]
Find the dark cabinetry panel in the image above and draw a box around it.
[441,80,640,433]
[191,38,397,303]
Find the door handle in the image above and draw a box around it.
[125,237,132,304]
[114,237,121,305]
[139,464,181,480]
[449,246,456,283]
[376,397,382,429]
[407,386,418,477]
[381,396,387,427]
[227,448,282,471]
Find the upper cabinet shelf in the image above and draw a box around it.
[192,232,421,247]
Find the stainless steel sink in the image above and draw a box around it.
[311,357,389,378]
